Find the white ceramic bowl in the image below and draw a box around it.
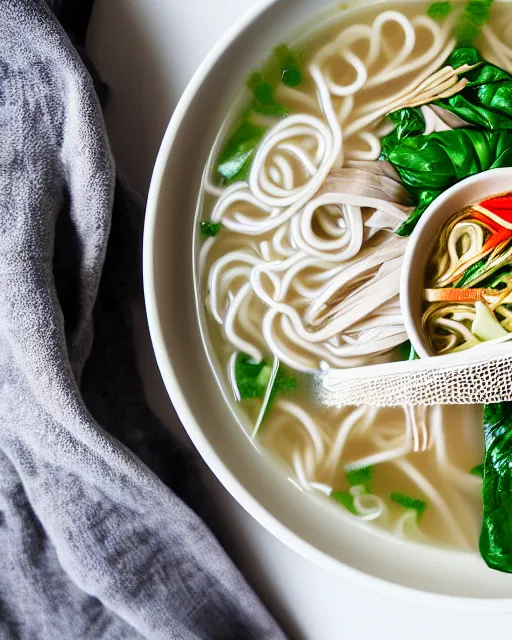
[401,167,512,359]
[143,0,512,608]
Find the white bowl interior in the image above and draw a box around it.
[144,0,512,606]
[401,168,512,359]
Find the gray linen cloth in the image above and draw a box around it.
[0,1,285,638]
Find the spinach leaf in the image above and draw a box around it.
[480,402,512,573]
[389,129,512,235]
[435,48,512,131]
[381,108,426,159]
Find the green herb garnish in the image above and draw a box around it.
[391,492,427,517]
[235,353,272,400]
[471,463,485,477]
[200,221,222,238]
[235,353,296,436]
[346,466,373,488]
[427,1,452,21]
[217,121,265,183]
[332,491,357,514]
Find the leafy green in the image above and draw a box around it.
[235,353,296,436]
[217,122,265,183]
[235,353,272,399]
[346,466,373,488]
[471,463,485,477]
[200,221,222,238]
[272,363,297,396]
[391,492,427,517]
[480,402,512,573]
[332,491,357,514]
[381,108,426,159]
[389,129,512,235]
[434,48,512,131]
[427,1,452,21]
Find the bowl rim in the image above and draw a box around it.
[143,0,512,610]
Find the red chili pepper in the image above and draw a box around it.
[479,195,512,225]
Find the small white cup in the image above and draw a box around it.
[400,167,512,358]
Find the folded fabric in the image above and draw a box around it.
[0,1,285,638]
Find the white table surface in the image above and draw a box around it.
[87,1,512,637]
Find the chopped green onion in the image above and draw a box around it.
[391,492,427,517]
[217,121,265,183]
[471,463,484,477]
[200,221,221,238]
[346,466,373,488]
[427,1,452,21]
[332,491,357,514]
[282,68,302,88]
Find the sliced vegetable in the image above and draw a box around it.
[332,491,357,514]
[480,401,512,572]
[391,492,427,518]
[471,301,508,341]
[454,257,488,287]
[200,221,222,238]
